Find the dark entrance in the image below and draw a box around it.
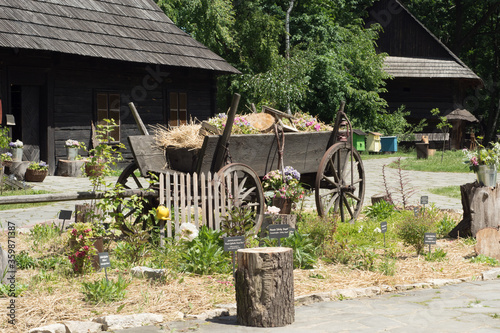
[10,84,46,162]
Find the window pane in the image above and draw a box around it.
[179,93,187,110]
[170,92,178,110]
[97,109,108,123]
[97,94,108,110]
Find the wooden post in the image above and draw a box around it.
[212,93,240,172]
[236,247,294,327]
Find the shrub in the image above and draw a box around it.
[67,222,97,274]
[179,226,230,275]
[364,200,396,221]
[81,276,130,304]
[282,231,318,269]
[296,213,337,250]
[436,215,456,238]
[396,213,435,255]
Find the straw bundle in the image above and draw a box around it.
[153,124,204,150]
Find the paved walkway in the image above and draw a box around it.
[0,157,476,228]
[117,279,500,332]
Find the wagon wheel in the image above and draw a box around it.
[217,163,265,232]
[115,161,158,233]
[315,142,365,223]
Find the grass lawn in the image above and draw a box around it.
[428,186,462,199]
[388,150,471,173]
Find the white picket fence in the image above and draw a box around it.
[158,171,243,238]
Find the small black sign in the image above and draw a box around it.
[268,224,290,239]
[380,221,387,234]
[98,252,111,268]
[224,236,245,252]
[424,233,437,245]
[59,210,72,220]
[420,196,429,205]
[414,207,419,217]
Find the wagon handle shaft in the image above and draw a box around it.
[128,102,149,136]
[212,93,241,172]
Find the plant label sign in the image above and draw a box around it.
[58,210,72,220]
[420,196,429,205]
[268,224,290,239]
[224,236,245,252]
[98,252,111,269]
[424,233,436,245]
[380,221,387,234]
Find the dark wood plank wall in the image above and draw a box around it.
[0,48,217,171]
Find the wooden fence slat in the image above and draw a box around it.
[173,173,180,239]
[193,172,199,228]
[214,173,220,230]
[201,172,207,227]
[208,172,213,230]
[186,173,192,224]
[180,173,186,224]
[166,172,172,238]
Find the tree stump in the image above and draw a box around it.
[475,228,500,261]
[371,193,391,205]
[449,182,500,238]
[56,159,85,177]
[236,247,294,327]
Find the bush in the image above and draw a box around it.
[179,226,230,275]
[81,276,130,304]
[425,248,447,262]
[436,215,456,238]
[364,200,396,221]
[281,231,318,269]
[396,213,436,255]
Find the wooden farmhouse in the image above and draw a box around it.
[0,0,239,173]
[367,0,483,149]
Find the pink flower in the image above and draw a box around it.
[83,245,89,251]
[314,124,321,131]
[306,121,314,126]
[79,234,83,239]
[471,156,478,166]
[71,229,77,236]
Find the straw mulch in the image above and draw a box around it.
[153,124,204,150]
[0,233,490,332]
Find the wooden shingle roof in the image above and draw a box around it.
[384,56,480,80]
[0,0,239,74]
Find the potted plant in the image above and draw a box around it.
[65,139,83,161]
[67,222,104,274]
[262,166,306,214]
[0,152,13,167]
[464,141,500,186]
[25,161,49,182]
[9,140,23,161]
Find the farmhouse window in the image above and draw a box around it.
[96,92,120,142]
[169,92,188,127]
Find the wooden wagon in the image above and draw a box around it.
[117,94,365,230]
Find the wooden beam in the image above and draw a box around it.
[0,189,156,205]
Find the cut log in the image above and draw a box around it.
[475,228,500,261]
[56,159,85,177]
[449,182,500,238]
[245,113,275,132]
[371,193,391,205]
[236,247,294,327]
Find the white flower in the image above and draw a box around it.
[358,225,364,233]
[265,206,281,215]
[374,227,381,233]
[180,222,199,241]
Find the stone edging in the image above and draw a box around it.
[27,268,500,332]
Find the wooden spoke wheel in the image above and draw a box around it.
[217,163,265,231]
[115,162,158,232]
[315,142,365,223]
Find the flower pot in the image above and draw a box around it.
[272,197,293,214]
[1,160,12,168]
[11,148,22,162]
[66,147,79,161]
[24,169,48,182]
[477,165,497,187]
[85,163,104,178]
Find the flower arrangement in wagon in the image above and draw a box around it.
[27,161,49,171]
[463,141,500,173]
[262,166,306,204]
[9,139,23,149]
[207,113,260,135]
